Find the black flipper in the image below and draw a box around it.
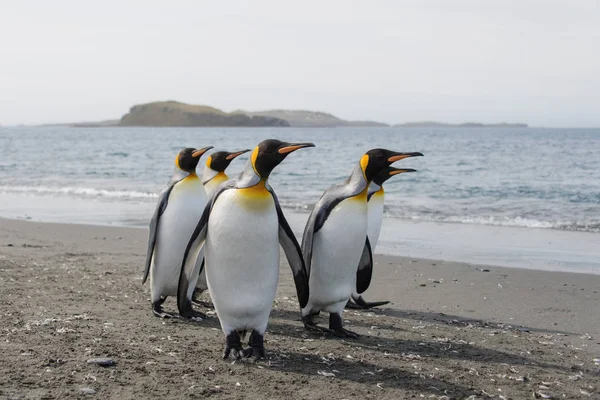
[142,181,179,284]
[192,259,213,307]
[267,185,309,308]
[356,237,373,294]
[176,181,236,315]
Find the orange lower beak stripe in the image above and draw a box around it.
[388,155,411,162]
[390,169,415,175]
[192,149,208,157]
[226,150,249,160]
[278,145,306,154]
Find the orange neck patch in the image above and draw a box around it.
[373,187,384,197]
[354,186,368,201]
[238,179,270,198]
[212,171,228,184]
[237,180,273,210]
[183,172,199,181]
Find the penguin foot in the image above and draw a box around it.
[243,346,266,361]
[152,302,175,319]
[180,301,207,320]
[191,289,214,308]
[346,296,390,310]
[329,327,360,339]
[191,300,214,308]
[345,300,363,309]
[243,331,266,361]
[223,331,244,361]
[359,300,390,309]
[328,313,359,339]
[302,314,329,334]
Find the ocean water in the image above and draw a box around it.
[1,126,599,272]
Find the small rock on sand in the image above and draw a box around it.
[87,358,115,367]
[80,387,96,394]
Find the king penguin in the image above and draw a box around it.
[300,149,423,338]
[142,146,213,319]
[201,149,250,197]
[347,166,419,309]
[178,139,313,360]
[193,149,251,306]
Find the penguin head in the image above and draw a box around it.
[251,139,315,179]
[373,166,417,186]
[361,149,423,181]
[206,149,250,172]
[176,146,213,173]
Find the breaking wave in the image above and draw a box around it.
[0,185,158,200]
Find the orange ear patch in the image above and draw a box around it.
[359,154,369,179]
[250,147,259,175]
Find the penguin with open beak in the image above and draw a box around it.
[346,166,418,309]
[178,139,314,360]
[300,149,423,338]
[142,146,213,319]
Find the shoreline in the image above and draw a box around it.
[1,216,599,335]
[1,217,599,398]
[2,202,599,275]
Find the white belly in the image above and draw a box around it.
[205,189,279,334]
[305,197,368,314]
[151,178,207,297]
[367,192,385,252]
[350,192,384,299]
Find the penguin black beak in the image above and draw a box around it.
[278,142,316,154]
[390,168,417,175]
[192,146,214,158]
[388,152,424,163]
[225,149,251,160]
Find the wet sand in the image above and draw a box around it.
[0,217,598,399]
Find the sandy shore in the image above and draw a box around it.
[0,217,598,399]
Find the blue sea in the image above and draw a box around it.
[1,126,599,273]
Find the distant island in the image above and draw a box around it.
[235,109,389,127]
[70,119,120,127]
[119,101,289,127]
[65,101,390,128]
[119,102,389,127]
[394,121,528,128]
[31,101,528,128]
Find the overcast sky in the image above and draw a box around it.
[1,0,599,127]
